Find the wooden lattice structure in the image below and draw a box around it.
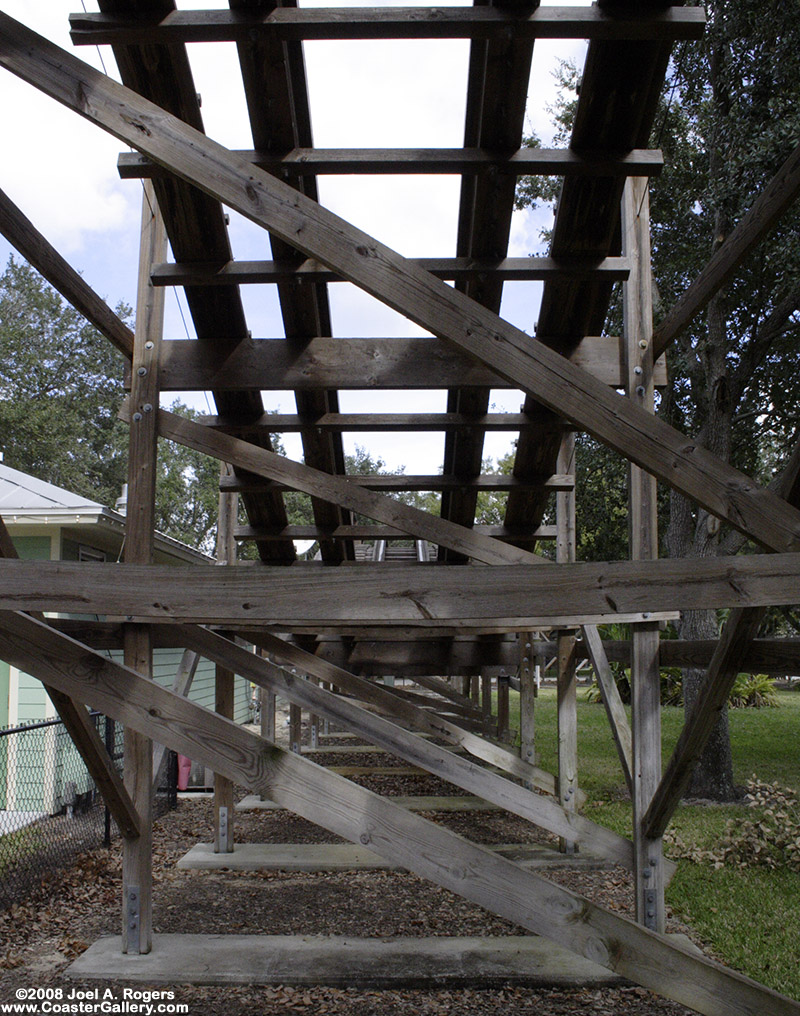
[1,4,800,1013]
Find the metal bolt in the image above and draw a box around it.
[643,868,652,879]
[634,366,643,376]
[144,341,154,350]
[132,412,143,422]
[636,385,646,398]
[137,366,147,377]
[647,908,655,918]
[639,339,648,349]
[143,403,153,413]
[649,856,658,866]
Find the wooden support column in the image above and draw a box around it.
[496,674,510,742]
[623,177,664,932]
[481,668,493,733]
[122,182,166,954]
[556,432,578,853]
[214,464,237,853]
[519,632,536,769]
[289,701,302,754]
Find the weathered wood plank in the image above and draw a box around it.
[0,611,795,1016]
[151,256,630,286]
[201,412,565,434]
[156,335,667,391]
[3,553,800,623]
[653,140,800,356]
[222,472,573,494]
[118,146,663,180]
[69,7,706,44]
[0,187,134,357]
[7,21,794,554]
[581,624,633,792]
[234,524,557,543]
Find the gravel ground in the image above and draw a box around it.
[0,729,702,1015]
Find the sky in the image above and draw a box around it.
[0,1,588,474]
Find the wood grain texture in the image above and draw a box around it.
[0,611,795,1016]
[1,18,792,554]
[2,554,800,624]
[156,335,666,390]
[118,146,664,179]
[69,7,706,44]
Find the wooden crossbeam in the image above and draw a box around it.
[220,473,573,494]
[69,7,706,45]
[151,256,630,286]
[581,624,633,793]
[0,516,140,840]
[3,553,800,625]
[234,524,557,543]
[119,147,664,180]
[198,411,565,434]
[3,20,792,552]
[653,140,800,356]
[156,335,667,391]
[0,610,795,1016]
[0,187,134,357]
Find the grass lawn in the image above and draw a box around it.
[506,686,800,1000]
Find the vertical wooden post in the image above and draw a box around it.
[309,675,320,749]
[214,465,237,854]
[122,182,166,954]
[260,682,276,743]
[470,674,480,707]
[289,701,302,754]
[496,674,510,742]
[623,177,664,932]
[519,631,536,769]
[556,432,578,853]
[481,669,493,733]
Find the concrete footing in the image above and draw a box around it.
[67,934,629,988]
[177,841,610,872]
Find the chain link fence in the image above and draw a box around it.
[0,714,177,910]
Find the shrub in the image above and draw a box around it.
[729,673,779,709]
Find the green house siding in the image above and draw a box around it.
[11,535,51,561]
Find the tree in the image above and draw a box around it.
[0,255,129,508]
[517,2,800,799]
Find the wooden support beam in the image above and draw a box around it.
[121,182,166,955]
[581,624,633,793]
[199,411,567,435]
[519,633,536,769]
[556,631,578,853]
[156,335,666,391]
[623,178,664,933]
[221,473,573,494]
[118,146,664,180]
[1,611,794,1016]
[151,256,630,287]
[0,516,140,840]
[182,626,629,866]
[127,404,548,567]
[653,140,800,357]
[0,187,134,357]
[234,523,558,543]
[7,22,793,555]
[69,7,706,45]
[214,466,237,853]
[3,553,800,624]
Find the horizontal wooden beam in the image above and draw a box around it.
[5,16,799,556]
[220,473,573,494]
[3,552,800,625]
[234,524,558,543]
[654,140,800,357]
[0,611,795,1016]
[70,7,706,45]
[199,411,567,434]
[119,147,664,180]
[156,336,667,390]
[152,256,630,287]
